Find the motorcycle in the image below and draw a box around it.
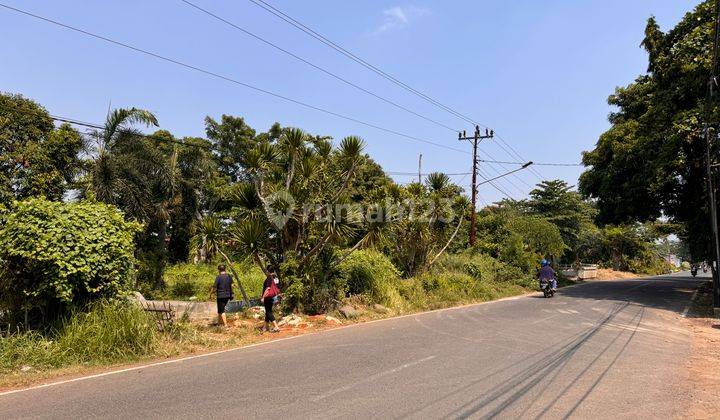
[540,278,555,298]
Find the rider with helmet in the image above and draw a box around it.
[538,259,557,291]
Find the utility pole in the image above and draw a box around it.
[418,154,422,184]
[459,125,493,246]
[706,0,720,314]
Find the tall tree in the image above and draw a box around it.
[579,1,716,261]
[526,179,596,262]
[0,93,84,204]
[90,107,160,219]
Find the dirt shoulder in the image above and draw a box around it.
[594,268,641,280]
[0,286,545,392]
[682,281,720,419]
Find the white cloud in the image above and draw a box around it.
[373,5,428,35]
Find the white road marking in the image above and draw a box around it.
[2,278,679,398]
[0,290,542,397]
[311,355,436,402]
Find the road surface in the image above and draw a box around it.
[0,273,705,419]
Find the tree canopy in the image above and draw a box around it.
[579,1,716,260]
[0,93,84,204]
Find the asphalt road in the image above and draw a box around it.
[0,273,706,419]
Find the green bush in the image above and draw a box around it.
[627,252,674,275]
[0,198,142,324]
[435,252,530,285]
[279,255,306,311]
[336,250,403,307]
[170,277,201,299]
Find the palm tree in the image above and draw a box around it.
[426,172,450,192]
[90,108,160,219]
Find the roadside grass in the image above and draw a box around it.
[337,251,538,313]
[1,301,159,373]
[1,253,572,390]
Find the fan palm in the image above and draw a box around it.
[426,172,450,192]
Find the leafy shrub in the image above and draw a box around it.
[135,246,168,296]
[476,211,566,272]
[436,252,530,285]
[336,250,402,307]
[279,254,307,311]
[0,198,142,324]
[627,251,674,275]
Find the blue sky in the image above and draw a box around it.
[0,0,692,204]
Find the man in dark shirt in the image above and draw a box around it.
[211,264,233,327]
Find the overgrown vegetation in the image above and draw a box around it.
[1,7,699,377]
[579,0,717,265]
[0,301,158,372]
[161,261,265,301]
[0,198,142,326]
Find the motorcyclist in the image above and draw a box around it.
[538,259,557,291]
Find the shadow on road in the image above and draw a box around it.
[399,303,642,419]
[557,275,704,316]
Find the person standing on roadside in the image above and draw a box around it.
[210,264,233,328]
[261,267,281,333]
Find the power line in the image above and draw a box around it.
[180,0,547,196]
[179,0,459,133]
[493,133,544,179]
[0,2,581,200]
[478,158,581,167]
[477,147,531,193]
[387,171,472,176]
[477,167,515,201]
[246,0,479,126]
[246,0,547,180]
[0,3,469,156]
